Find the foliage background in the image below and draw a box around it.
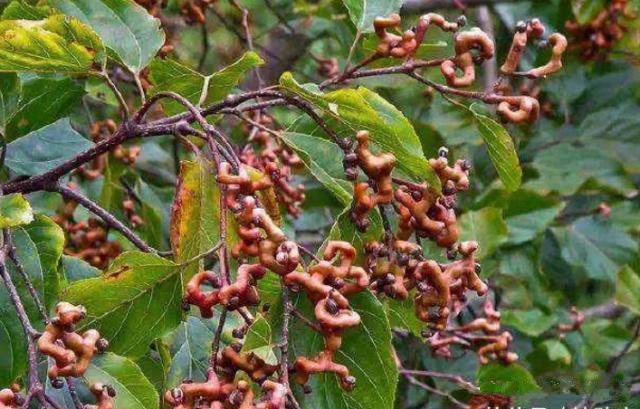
[0,0,639,408]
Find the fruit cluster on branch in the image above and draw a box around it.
[166,369,287,409]
[181,118,515,403]
[371,13,567,124]
[85,383,117,409]
[240,114,306,216]
[565,0,636,60]
[424,299,518,365]
[37,302,108,387]
[0,385,23,409]
[53,193,123,269]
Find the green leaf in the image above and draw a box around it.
[83,352,159,409]
[581,320,631,365]
[504,190,564,245]
[341,0,402,32]
[5,76,85,141]
[0,14,104,73]
[148,52,264,116]
[458,207,508,259]
[287,205,397,409]
[0,193,33,228]
[0,219,62,384]
[501,309,557,337]
[49,0,165,73]
[551,217,638,282]
[62,252,186,358]
[21,214,64,310]
[0,314,26,387]
[281,132,352,205]
[326,205,384,260]
[292,292,398,409]
[616,266,640,315]
[571,0,606,24]
[61,255,100,283]
[166,317,213,386]
[170,158,238,279]
[242,314,278,365]
[5,118,94,176]
[281,72,440,189]
[136,351,166,395]
[0,73,20,131]
[541,339,572,365]
[527,144,635,196]
[384,298,424,337]
[477,363,540,395]
[1,1,54,20]
[470,105,522,191]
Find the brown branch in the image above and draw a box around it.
[0,230,48,408]
[210,307,228,371]
[279,281,301,409]
[65,378,83,409]
[6,238,48,323]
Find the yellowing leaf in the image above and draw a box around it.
[0,15,104,73]
[616,265,640,315]
[170,159,239,280]
[0,193,33,228]
[49,0,164,73]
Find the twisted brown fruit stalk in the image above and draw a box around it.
[37,302,108,385]
[84,383,116,409]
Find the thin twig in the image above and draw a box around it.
[399,369,480,393]
[0,230,47,407]
[403,373,470,409]
[65,378,83,409]
[290,307,322,332]
[6,240,48,323]
[101,71,130,120]
[210,307,228,371]
[49,183,157,254]
[232,0,264,88]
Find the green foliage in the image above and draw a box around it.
[4,76,84,141]
[281,72,440,189]
[48,0,164,73]
[616,266,640,315]
[477,363,540,395]
[83,353,159,409]
[0,193,33,227]
[341,0,402,32]
[148,51,264,116]
[63,252,186,358]
[5,118,94,176]
[293,292,398,409]
[170,159,238,279]
[469,105,522,192]
[282,132,353,205]
[0,73,20,132]
[0,14,104,74]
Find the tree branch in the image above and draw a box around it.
[49,183,157,254]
